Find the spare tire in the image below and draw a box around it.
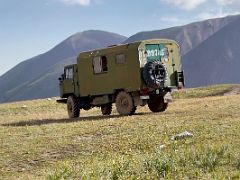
[142,61,166,88]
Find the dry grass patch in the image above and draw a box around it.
[0,85,240,179]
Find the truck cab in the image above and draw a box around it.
[59,64,79,99]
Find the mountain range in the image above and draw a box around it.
[0,31,127,102]
[0,15,240,102]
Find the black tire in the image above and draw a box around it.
[115,91,136,116]
[130,106,137,115]
[148,95,168,112]
[67,95,80,118]
[142,61,166,88]
[101,103,112,115]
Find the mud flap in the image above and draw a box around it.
[164,92,172,103]
[56,98,67,104]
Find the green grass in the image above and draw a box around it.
[0,85,240,179]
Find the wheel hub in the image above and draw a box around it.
[120,98,129,107]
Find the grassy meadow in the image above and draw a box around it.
[0,85,240,179]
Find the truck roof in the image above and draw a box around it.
[77,39,179,59]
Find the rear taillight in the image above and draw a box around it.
[140,88,150,95]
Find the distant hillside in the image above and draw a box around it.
[0,30,127,102]
[182,17,240,87]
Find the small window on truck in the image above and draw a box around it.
[116,54,125,64]
[101,56,108,71]
[145,44,169,62]
[93,56,108,74]
[65,67,73,79]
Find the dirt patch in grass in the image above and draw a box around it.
[224,86,240,96]
[173,84,240,99]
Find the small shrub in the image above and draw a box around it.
[47,163,76,180]
[236,159,240,170]
[107,158,130,180]
[143,158,153,174]
[193,147,227,172]
[143,154,173,178]
[153,157,172,178]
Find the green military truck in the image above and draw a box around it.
[57,39,184,118]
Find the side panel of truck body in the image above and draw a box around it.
[77,42,141,97]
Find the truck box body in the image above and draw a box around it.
[58,39,184,118]
[77,41,141,97]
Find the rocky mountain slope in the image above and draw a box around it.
[182,17,240,87]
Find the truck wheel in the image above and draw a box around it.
[148,95,168,112]
[67,95,80,118]
[116,91,136,116]
[130,106,137,115]
[142,61,166,88]
[101,103,112,115]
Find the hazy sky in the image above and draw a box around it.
[0,0,239,75]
